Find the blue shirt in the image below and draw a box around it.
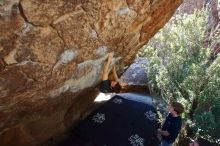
[162,113,182,143]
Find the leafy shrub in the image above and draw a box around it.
[139,9,220,143]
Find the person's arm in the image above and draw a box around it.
[102,52,113,81]
[112,65,119,81]
[158,129,170,136]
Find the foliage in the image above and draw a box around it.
[138,9,220,143]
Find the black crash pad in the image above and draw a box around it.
[59,95,160,146]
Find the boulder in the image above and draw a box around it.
[0,0,183,145]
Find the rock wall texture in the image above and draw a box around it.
[177,0,204,14]
[0,0,182,145]
[207,0,220,56]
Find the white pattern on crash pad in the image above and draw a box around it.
[144,110,157,121]
[128,134,144,146]
[92,113,106,123]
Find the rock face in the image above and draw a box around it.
[177,0,204,14]
[121,58,148,86]
[0,0,183,145]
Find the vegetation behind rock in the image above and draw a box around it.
[139,9,220,145]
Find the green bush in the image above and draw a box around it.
[139,9,220,143]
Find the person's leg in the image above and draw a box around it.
[161,140,172,146]
[102,52,113,80]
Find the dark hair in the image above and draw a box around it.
[112,82,121,93]
[171,102,184,115]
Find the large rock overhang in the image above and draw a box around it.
[0,0,183,145]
